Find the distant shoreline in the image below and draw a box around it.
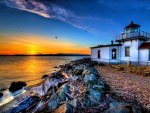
[0,54,90,56]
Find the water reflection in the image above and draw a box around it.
[0,89,26,106]
[0,56,87,87]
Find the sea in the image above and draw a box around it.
[0,56,88,89]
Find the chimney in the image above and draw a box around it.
[111,40,114,45]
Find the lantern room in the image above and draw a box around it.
[124,21,140,34]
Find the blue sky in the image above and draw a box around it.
[0,0,150,54]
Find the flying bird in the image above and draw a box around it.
[55,36,58,39]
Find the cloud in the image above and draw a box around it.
[1,0,50,18]
[0,0,95,32]
[0,0,123,37]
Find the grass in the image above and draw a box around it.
[110,64,150,77]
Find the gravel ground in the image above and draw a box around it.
[95,65,150,111]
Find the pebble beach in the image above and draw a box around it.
[95,65,150,112]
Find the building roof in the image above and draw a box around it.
[139,42,150,49]
[125,21,140,29]
[91,44,122,49]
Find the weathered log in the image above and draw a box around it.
[8,96,40,113]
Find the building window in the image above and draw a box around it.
[98,50,100,58]
[112,48,117,59]
[125,47,130,57]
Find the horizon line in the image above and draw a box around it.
[0,53,90,56]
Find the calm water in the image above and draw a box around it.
[0,56,87,88]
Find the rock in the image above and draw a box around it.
[82,88,103,107]
[88,88,103,104]
[48,84,71,111]
[8,96,40,113]
[54,66,58,68]
[65,64,73,70]
[69,98,80,112]
[0,88,6,92]
[83,74,97,85]
[9,81,27,92]
[0,92,3,98]
[42,75,49,79]
[59,65,65,68]
[97,81,105,86]
[93,85,105,92]
[51,71,63,79]
[69,76,82,82]
[105,102,142,113]
[52,103,73,113]
[82,67,99,76]
[73,67,83,75]
[105,108,131,113]
[97,81,110,92]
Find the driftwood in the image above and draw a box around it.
[61,72,70,79]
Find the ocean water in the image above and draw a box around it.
[0,56,87,88]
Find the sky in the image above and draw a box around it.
[1,0,150,55]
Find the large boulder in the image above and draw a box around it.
[105,102,142,113]
[82,87,103,107]
[9,81,27,92]
[0,92,3,99]
[47,84,71,111]
[83,74,97,85]
[88,88,103,104]
[52,104,73,113]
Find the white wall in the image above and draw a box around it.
[139,49,149,61]
[91,46,120,63]
[91,47,110,62]
[139,49,150,65]
[91,39,150,65]
[120,40,139,62]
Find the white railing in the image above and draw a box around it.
[116,31,150,40]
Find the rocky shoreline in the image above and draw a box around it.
[0,58,144,113]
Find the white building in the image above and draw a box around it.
[91,21,150,65]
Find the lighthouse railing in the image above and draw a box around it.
[116,31,150,40]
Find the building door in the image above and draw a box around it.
[149,49,150,61]
[98,50,100,59]
[112,48,117,59]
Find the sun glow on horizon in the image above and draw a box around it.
[0,34,90,55]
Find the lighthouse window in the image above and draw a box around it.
[125,47,130,57]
